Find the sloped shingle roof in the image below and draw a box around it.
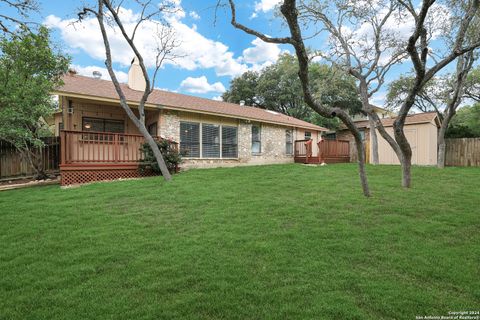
[55,74,327,132]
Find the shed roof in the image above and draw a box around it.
[55,74,327,131]
[350,112,439,129]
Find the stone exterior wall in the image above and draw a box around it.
[159,110,297,169]
[159,109,180,142]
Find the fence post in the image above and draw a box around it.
[60,131,66,165]
[114,134,119,163]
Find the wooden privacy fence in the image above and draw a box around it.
[445,138,480,167]
[0,137,60,179]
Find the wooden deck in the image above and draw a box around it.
[294,139,350,164]
[59,130,177,185]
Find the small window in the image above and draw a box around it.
[359,129,366,141]
[222,126,238,158]
[148,122,158,136]
[286,129,293,155]
[304,131,312,140]
[202,124,220,158]
[252,125,261,154]
[104,120,124,133]
[82,117,125,133]
[180,122,200,157]
[324,133,337,140]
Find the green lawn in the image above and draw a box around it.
[0,164,479,319]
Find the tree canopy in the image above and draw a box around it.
[0,26,69,178]
[447,103,480,138]
[386,64,480,116]
[222,53,361,129]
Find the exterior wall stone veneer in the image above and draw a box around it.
[159,110,296,169]
[159,110,180,142]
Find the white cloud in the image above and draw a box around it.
[180,76,226,94]
[212,96,223,101]
[189,11,200,20]
[70,64,129,83]
[45,5,251,78]
[242,37,281,65]
[254,0,281,13]
[45,2,284,80]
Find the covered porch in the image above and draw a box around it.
[59,130,178,185]
[294,139,350,164]
[55,97,169,185]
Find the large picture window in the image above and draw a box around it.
[222,126,238,158]
[180,121,239,159]
[202,124,220,158]
[286,129,293,155]
[180,122,200,157]
[252,125,261,154]
[82,117,124,133]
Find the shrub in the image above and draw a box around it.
[139,139,182,175]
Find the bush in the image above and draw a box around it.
[139,139,182,175]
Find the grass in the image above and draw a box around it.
[0,164,479,319]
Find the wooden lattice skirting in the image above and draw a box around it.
[60,165,157,186]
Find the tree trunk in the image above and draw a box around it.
[23,147,48,180]
[437,137,446,169]
[401,155,411,188]
[353,133,370,197]
[336,111,371,197]
[394,121,413,188]
[358,81,379,165]
[437,111,454,169]
[368,116,379,165]
[138,123,172,181]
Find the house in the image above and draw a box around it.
[52,60,327,185]
[336,112,440,165]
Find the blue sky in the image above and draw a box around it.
[27,0,291,101]
[2,0,466,107]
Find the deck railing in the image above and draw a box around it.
[318,139,350,160]
[294,139,313,157]
[294,139,350,164]
[60,130,177,166]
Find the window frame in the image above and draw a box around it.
[304,131,312,140]
[180,121,239,159]
[82,117,125,134]
[251,124,262,154]
[147,122,158,137]
[222,125,238,158]
[359,129,366,141]
[286,129,293,155]
[180,121,201,158]
[202,123,221,158]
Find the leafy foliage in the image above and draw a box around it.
[139,139,182,174]
[386,66,480,114]
[0,26,69,178]
[222,53,361,129]
[447,103,480,138]
[221,71,259,107]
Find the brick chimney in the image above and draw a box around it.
[128,57,147,91]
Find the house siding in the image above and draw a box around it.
[56,96,323,170]
[159,109,297,169]
[56,97,161,135]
